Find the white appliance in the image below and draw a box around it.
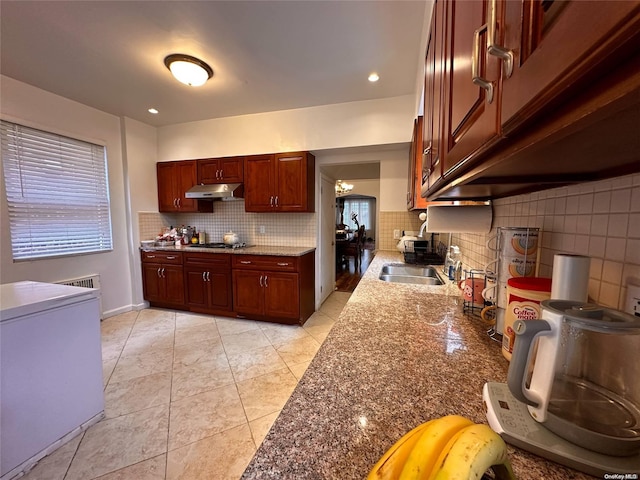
[484,300,640,476]
[1,281,105,479]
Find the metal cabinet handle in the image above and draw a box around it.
[487,0,513,78]
[157,267,162,277]
[269,196,274,207]
[206,272,210,281]
[202,272,207,281]
[259,275,264,287]
[147,255,156,259]
[173,198,178,207]
[240,260,252,264]
[274,196,279,207]
[166,256,176,260]
[472,23,494,104]
[160,268,165,278]
[277,262,289,266]
[264,275,268,288]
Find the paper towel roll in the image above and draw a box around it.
[425,205,492,233]
[551,254,590,302]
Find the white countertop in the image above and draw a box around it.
[0,281,99,322]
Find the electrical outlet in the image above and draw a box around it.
[393,229,400,240]
[625,283,640,317]
[259,225,265,235]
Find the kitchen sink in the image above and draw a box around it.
[378,264,445,285]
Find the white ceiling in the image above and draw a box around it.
[1,1,429,127]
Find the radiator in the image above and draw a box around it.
[56,275,103,318]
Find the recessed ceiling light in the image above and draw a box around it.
[148,108,159,114]
[368,73,380,82]
[164,54,213,87]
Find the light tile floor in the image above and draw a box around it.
[22,291,351,480]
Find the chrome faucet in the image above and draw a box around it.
[418,211,428,238]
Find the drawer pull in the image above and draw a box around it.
[240,260,252,264]
[166,256,176,260]
[472,24,494,104]
[147,255,156,259]
[277,262,290,266]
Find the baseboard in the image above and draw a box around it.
[101,301,147,319]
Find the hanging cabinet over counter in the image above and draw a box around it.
[421,0,640,201]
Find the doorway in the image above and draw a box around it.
[318,162,380,301]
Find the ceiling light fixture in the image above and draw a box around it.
[164,54,213,87]
[148,108,159,114]
[335,180,354,195]
[368,72,380,82]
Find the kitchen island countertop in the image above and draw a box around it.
[241,250,593,479]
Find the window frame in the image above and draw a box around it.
[1,119,114,261]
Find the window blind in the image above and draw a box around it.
[1,120,113,260]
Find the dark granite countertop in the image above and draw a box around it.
[242,250,594,480]
[141,245,315,257]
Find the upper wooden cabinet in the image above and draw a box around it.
[157,161,197,212]
[422,0,640,201]
[500,0,640,133]
[157,160,213,213]
[198,157,244,184]
[440,0,502,178]
[407,116,425,210]
[244,152,315,212]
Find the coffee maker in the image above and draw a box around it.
[483,300,640,476]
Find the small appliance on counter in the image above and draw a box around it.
[483,300,640,476]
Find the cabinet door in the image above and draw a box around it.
[197,159,220,184]
[232,270,264,316]
[424,0,447,194]
[208,271,233,311]
[501,1,640,131]
[185,267,209,308]
[163,265,185,306]
[244,155,275,212]
[274,152,311,212]
[263,272,299,319]
[441,0,501,177]
[157,163,177,212]
[219,157,244,183]
[407,117,426,210]
[142,263,163,302]
[176,160,198,211]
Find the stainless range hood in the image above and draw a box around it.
[185,183,243,200]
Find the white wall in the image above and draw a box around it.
[0,76,134,317]
[122,117,158,308]
[157,95,415,160]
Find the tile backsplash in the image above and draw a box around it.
[139,200,316,247]
[451,173,640,311]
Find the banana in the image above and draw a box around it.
[398,415,474,480]
[367,420,435,480]
[431,423,516,480]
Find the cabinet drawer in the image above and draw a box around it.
[232,255,298,272]
[141,251,183,264]
[184,252,231,268]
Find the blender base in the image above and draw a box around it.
[483,382,640,477]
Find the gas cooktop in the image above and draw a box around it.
[190,242,250,249]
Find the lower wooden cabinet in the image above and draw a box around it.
[232,252,315,325]
[184,253,232,315]
[141,251,185,308]
[141,249,315,325]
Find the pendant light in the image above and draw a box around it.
[164,54,213,87]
